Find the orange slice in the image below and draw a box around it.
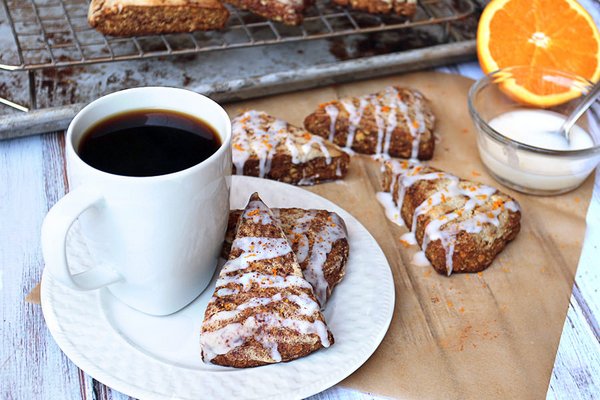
[477,0,600,107]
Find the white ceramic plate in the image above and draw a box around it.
[41,176,395,400]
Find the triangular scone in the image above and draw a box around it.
[232,110,350,186]
[304,87,436,160]
[379,160,521,275]
[222,208,349,307]
[200,193,334,367]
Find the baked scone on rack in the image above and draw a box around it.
[88,0,230,36]
[223,207,349,306]
[226,0,313,25]
[304,86,436,160]
[232,110,350,185]
[200,193,334,367]
[332,0,417,16]
[379,160,521,275]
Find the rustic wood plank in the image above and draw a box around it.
[547,171,600,400]
[0,133,85,399]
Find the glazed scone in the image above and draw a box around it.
[226,0,313,25]
[200,193,334,367]
[232,110,350,185]
[223,208,349,306]
[332,0,417,16]
[380,160,521,275]
[88,0,229,36]
[304,86,436,160]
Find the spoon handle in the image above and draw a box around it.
[561,82,600,140]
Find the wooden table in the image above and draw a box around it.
[2,24,599,400]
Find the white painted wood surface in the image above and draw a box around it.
[1,2,599,397]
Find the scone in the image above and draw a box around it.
[223,208,349,306]
[232,110,350,185]
[381,160,521,275]
[332,0,417,16]
[200,193,334,367]
[226,0,313,25]
[88,0,229,36]
[304,86,436,160]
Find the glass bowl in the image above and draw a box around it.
[468,66,600,195]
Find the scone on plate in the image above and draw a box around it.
[381,160,521,275]
[232,110,350,185]
[200,193,334,367]
[226,0,314,25]
[88,0,229,36]
[332,0,417,16]
[223,207,349,307]
[304,86,436,160]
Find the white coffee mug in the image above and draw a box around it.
[41,87,232,316]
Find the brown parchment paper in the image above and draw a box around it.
[227,72,594,400]
[29,72,593,399]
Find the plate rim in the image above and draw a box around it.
[41,175,395,400]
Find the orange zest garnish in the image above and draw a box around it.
[247,209,260,217]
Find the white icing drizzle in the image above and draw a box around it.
[341,97,368,148]
[377,159,521,275]
[221,237,291,274]
[400,231,417,245]
[215,271,313,292]
[376,191,404,226]
[232,110,333,179]
[412,251,430,267]
[243,199,274,225]
[324,104,339,142]
[201,314,330,362]
[372,99,385,155]
[206,291,319,325]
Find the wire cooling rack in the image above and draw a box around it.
[0,0,476,71]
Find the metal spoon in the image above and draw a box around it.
[559,81,600,142]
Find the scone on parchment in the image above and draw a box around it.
[200,193,334,367]
[381,160,521,275]
[226,0,314,25]
[223,208,349,306]
[332,0,417,16]
[304,86,436,160]
[232,110,350,185]
[88,0,229,36]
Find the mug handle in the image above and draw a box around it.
[41,185,123,290]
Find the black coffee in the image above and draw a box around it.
[78,109,221,177]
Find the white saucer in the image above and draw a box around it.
[41,175,395,400]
